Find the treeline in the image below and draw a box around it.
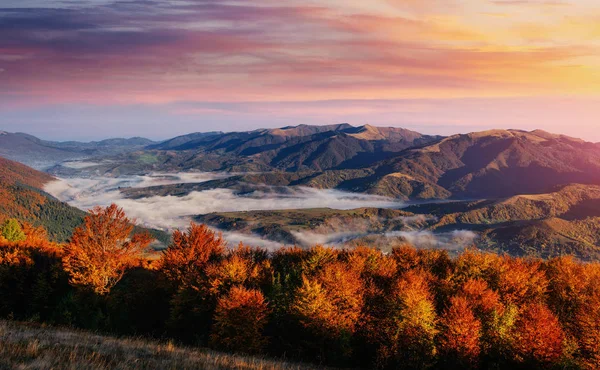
[0,205,599,369]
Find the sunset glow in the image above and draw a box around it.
[1,0,600,140]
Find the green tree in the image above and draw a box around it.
[1,219,25,242]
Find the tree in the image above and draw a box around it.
[159,223,225,290]
[576,293,600,369]
[512,303,564,366]
[210,286,269,354]
[545,256,589,331]
[206,244,271,296]
[369,269,438,369]
[437,296,482,369]
[21,222,48,244]
[62,204,152,295]
[158,223,226,343]
[460,278,501,319]
[1,218,25,242]
[495,257,547,305]
[291,275,335,335]
[574,267,600,369]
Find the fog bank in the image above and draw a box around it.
[45,173,402,231]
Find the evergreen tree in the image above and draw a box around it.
[1,219,25,242]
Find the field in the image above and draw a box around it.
[0,320,322,370]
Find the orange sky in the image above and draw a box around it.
[0,0,599,140]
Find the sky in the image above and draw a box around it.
[1,0,599,141]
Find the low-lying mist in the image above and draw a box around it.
[45,173,402,248]
[45,172,477,251]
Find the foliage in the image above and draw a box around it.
[1,219,25,242]
[0,213,598,368]
[211,286,269,354]
[512,303,564,366]
[159,223,225,290]
[437,296,482,369]
[62,204,152,295]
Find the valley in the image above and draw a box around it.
[3,124,600,259]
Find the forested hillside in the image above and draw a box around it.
[0,156,169,244]
[0,156,85,241]
[0,205,599,369]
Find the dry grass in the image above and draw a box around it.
[0,321,324,370]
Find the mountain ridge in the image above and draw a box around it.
[0,131,156,169]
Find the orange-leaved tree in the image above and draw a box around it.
[210,286,270,354]
[512,302,564,367]
[437,296,482,369]
[62,204,152,295]
[368,269,438,369]
[158,223,226,343]
[159,223,225,290]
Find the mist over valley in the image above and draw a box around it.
[44,171,470,250]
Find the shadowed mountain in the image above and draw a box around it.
[150,123,440,171]
[52,124,441,176]
[104,127,600,202]
[357,129,600,199]
[0,131,155,169]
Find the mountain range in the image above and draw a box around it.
[0,131,154,169]
[5,124,600,202]
[42,124,600,201]
[4,124,600,259]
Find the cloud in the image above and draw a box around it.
[216,229,285,251]
[2,0,599,110]
[384,230,478,250]
[393,214,438,226]
[290,229,477,251]
[44,171,481,251]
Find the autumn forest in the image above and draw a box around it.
[1,204,599,369]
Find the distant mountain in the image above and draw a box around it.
[76,126,600,202]
[0,131,155,169]
[41,125,600,201]
[146,123,439,171]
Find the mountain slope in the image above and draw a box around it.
[360,129,600,199]
[162,123,440,172]
[432,184,600,226]
[0,156,85,241]
[55,124,441,176]
[0,156,168,244]
[404,184,600,260]
[48,126,600,202]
